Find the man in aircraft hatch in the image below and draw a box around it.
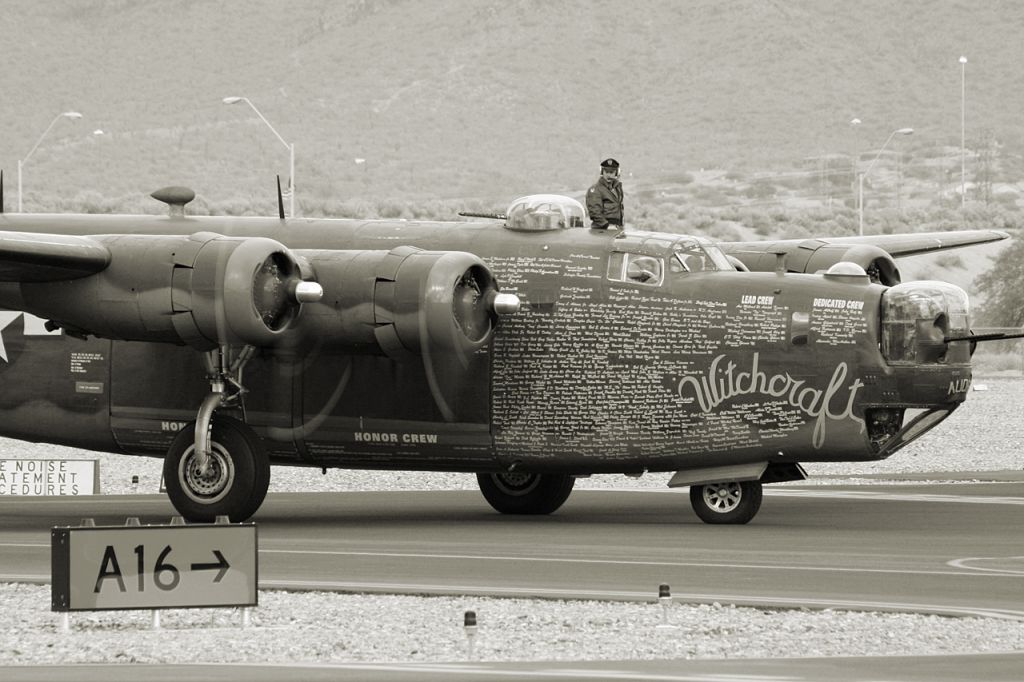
[586,157,625,230]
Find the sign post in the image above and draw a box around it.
[51,523,257,611]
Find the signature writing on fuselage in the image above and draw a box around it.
[674,353,864,448]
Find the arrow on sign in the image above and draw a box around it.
[190,550,230,582]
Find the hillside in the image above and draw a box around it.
[2,0,1023,213]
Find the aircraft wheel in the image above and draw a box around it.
[476,472,575,515]
[689,480,762,525]
[163,416,269,523]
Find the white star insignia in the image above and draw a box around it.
[0,312,22,363]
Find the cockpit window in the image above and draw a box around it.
[670,240,731,274]
[627,256,662,284]
[607,237,729,286]
[607,252,663,286]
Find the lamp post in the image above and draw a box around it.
[959,55,967,209]
[849,118,861,209]
[222,96,295,218]
[18,111,83,212]
[858,127,914,236]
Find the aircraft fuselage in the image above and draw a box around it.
[0,212,972,478]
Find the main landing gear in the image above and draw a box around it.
[162,346,270,523]
[476,472,575,515]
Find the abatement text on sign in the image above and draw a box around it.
[0,459,98,495]
[51,524,257,611]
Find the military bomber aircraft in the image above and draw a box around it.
[0,186,1012,524]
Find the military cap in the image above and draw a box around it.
[600,158,620,170]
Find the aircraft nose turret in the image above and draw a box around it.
[856,280,975,458]
[881,281,972,368]
[878,280,973,410]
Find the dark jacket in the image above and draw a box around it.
[586,178,624,228]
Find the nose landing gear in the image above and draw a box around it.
[689,481,763,525]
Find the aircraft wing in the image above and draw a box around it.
[721,229,1009,259]
[0,231,110,282]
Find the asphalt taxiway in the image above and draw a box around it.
[1,480,1023,680]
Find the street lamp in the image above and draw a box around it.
[959,55,967,209]
[222,96,295,218]
[858,128,914,236]
[18,111,83,212]
[849,118,862,204]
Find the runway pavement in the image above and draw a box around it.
[5,653,1024,682]
[2,481,1023,617]
[2,481,1023,680]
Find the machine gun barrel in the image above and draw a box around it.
[945,327,1024,343]
[457,211,507,220]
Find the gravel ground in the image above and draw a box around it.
[2,586,1023,666]
[1,377,1022,666]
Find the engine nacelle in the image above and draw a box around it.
[735,240,901,285]
[295,246,515,358]
[20,232,317,350]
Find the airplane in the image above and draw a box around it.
[0,182,1016,525]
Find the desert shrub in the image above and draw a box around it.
[683,211,718,233]
[971,349,1024,375]
[962,205,1024,230]
[791,213,846,237]
[743,181,776,199]
[377,198,411,219]
[935,253,965,269]
[776,174,816,191]
[994,192,1021,208]
[409,200,455,220]
[715,206,743,223]
[764,220,811,240]
[320,198,375,218]
[186,195,212,216]
[691,185,729,205]
[826,170,855,188]
[662,172,695,185]
[904,165,934,181]
[911,267,935,281]
[204,198,245,216]
[66,190,108,214]
[831,212,856,235]
[734,209,773,236]
[648,202,678,220]
[976,235,1024,327]
[702,221,744,242]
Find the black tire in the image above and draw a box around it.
[476,472,575,515]
[689,480,763,525]
[163,416,269,523]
